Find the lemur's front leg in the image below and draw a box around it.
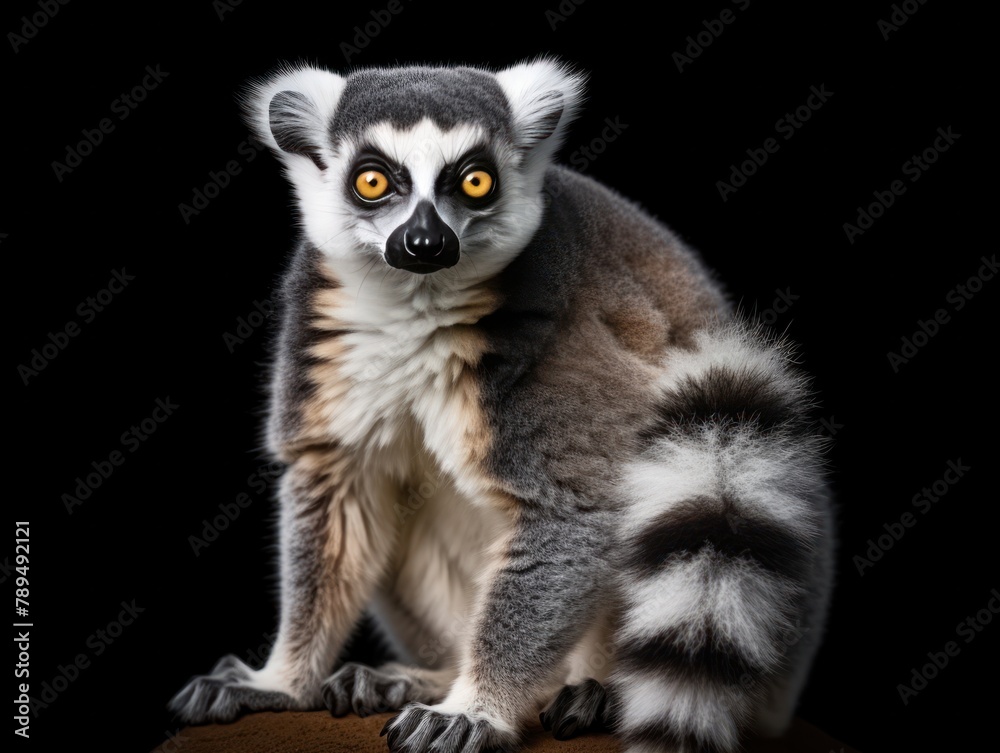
[383,505,611,753]
[170,445,395,723]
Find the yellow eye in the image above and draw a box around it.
[354,170,390,201]
[461,170,494,199]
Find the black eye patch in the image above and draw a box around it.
[435,148,499,201]
[346,149,411,207]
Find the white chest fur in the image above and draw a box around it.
[329,316,470,447]
[311,285,510,667]
[309,274,495,497]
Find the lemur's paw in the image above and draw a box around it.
[168,655,299,724]
[539,678,610,740]
[381,703,518,753]
[323,662,416,717]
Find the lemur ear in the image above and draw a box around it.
[495,58,586,155]
[242,64,345,170]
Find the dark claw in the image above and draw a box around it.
[385,705,424,751]
[382,704,517,753]
[402,710,444,750]
[429,715,471,752]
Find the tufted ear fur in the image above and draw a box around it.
[494,57,586,171]
[241,64,346,171]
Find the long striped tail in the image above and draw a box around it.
[611,323,834,753]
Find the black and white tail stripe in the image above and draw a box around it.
[611,323,830,753]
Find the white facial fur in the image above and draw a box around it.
[303,118,542,298]
[243,60,585,306]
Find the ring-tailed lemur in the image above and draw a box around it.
[170,59,835,753]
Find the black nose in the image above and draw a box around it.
[403,228,445,258]
[385,201,460,274]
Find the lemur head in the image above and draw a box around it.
[244,59,584,288]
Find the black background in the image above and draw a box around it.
[8,1,995,751]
